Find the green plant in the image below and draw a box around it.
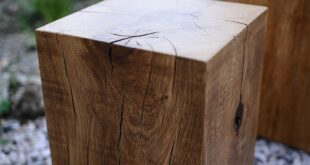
[0,99,10,115]
[8,73,21,94]
[0,138,9,145]
[17,0,42,30]
[34,0,73,23]
[17,0,73,30]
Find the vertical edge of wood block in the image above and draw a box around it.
[241,8,268,163]
[204,27,246,165]
[35,31,75,165]
[203,9,267,165]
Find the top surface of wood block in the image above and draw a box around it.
[37,0,266,62]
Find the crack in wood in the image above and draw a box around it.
[188,13,209,34]
[140,55,154,123]
[56,34,77,119]
[234,22,248,135]
[240,25,248,93]
[55,33,76,165]
[189,13,199,19]
[168,140,176,165]
[118,81,126,165]
[110,32,159,44]
[176,117,183,141]
[110,33,132,37]
[136,41,142,47]
[125,38,133,45]
[104,69,108,96]
[158,94,169,136]
[145,43,171,139]
[137,52,155,154]
[194,22,209,34]
[223,19,248,26]
[107,31,159,76]
[146,44,169,139]
[108,45,114,76]
[162,36,178,94]
[168,116,183,165]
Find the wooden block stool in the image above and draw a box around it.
[36,0,267,164]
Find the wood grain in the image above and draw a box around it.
[36,0,267,164]
[226,0,310,151]
[204,11,267,165]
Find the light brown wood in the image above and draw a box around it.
[36,0,267,164]
[226,0,310,151]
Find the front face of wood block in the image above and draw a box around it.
[36,0,267,164]
[37,32,206,164]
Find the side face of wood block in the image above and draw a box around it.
[226,0,310,152]
[36,0,267,164]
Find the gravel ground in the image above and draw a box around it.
[0,117,310,165]
[255,139,310,165]
[0,118,51,165]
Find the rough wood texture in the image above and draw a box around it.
[226,0,310,151]
[36,0,267,164]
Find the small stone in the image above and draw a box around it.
[8,151,18,163]
[0,152,11,165]
[28,150,40,163]
[12,140,17,145]
[41,148,50,158]
[1,120,20,133]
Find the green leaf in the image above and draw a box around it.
[0,100,10,114]
[0,138,9,145]
[35,0,73,23]
[8,73,22,94]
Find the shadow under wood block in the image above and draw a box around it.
[224,0,310,152]
[35,0,267,164]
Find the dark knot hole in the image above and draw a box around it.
[234,100,244,134]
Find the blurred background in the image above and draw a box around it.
[0,0,309,165]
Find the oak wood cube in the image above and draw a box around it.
[36,0,267,164]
